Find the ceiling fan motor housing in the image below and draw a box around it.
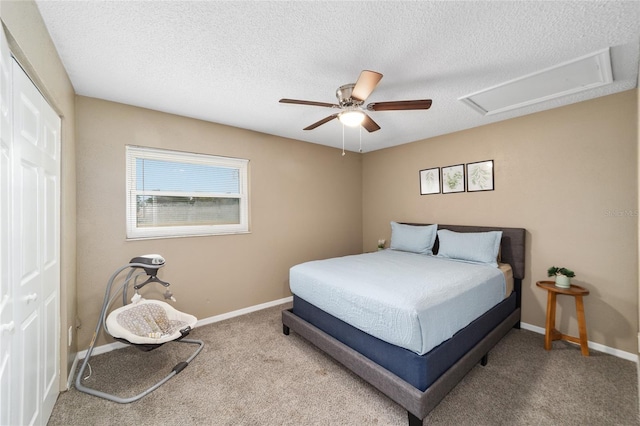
[336,83,363,108]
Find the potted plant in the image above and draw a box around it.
[547,266,575,289]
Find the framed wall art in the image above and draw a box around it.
[419,167,440,195]
[466,160,494,192]
[442,164,465,194]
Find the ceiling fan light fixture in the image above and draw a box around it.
[338,110,365,127]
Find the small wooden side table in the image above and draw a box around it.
[536,280,590,356]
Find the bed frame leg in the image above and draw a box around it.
[283,324,290,335]
[408,411,422,426]
[481,353,488,366]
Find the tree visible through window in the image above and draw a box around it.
[126,146,249,239]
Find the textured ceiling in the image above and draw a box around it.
[35,1,640,153]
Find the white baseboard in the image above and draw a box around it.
[66,352,80,390]
[521,322,638,362]
[74,296,294,362]
[196,296,293,327]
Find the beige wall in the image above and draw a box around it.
[75,96,363,349]
[0,1,77,387]
[363,90,639,354]
[3,1,638,383]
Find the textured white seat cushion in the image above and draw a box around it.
[106,299,197,345]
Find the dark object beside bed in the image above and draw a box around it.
[282,224,526,425]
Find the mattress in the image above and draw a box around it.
[290,250,507,355]
[290,292,517,391]
[499,263,514,296]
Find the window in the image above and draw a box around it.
[126,145,249,239]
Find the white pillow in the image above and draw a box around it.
[390,222,438,255]
[436,229,502,267]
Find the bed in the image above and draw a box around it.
[282,224,526,425]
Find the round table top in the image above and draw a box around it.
[536,280,589,296]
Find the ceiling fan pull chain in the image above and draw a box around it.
[359,125,363,153]
[342,123,346,156]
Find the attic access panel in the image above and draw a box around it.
[459,48,613,115]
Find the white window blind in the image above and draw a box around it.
[126,145,249,239]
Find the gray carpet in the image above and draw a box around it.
[49,303,639,425]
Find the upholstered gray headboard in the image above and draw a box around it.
[403,223,526,281]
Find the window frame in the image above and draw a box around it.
[125,145,249,239]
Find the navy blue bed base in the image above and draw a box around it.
[292,291,517,391]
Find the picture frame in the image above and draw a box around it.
[466,160,494,192]
[419,167,440,195]
[442,164,465,193]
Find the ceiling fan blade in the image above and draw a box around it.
[367,99,432,111]
[361,114,381,133]
[351,70,383,102]
[280,98,339,108]
[304,113,339,130]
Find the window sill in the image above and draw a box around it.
[126,230,251,241]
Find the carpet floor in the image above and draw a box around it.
[48,303,639,425]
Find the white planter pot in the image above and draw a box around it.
[555,275,571,288]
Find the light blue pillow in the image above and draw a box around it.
[390,222,438,255]
[436,229,503,267]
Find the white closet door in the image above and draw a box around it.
[0,25,60,425]
[13,60,61,426]
[0,24,14,426]
[38,73,61,424]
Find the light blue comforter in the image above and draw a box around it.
[290,250,506,355]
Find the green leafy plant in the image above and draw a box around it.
[445,170,463,190]
[469,165,491,189]
[424,170,437,185]
[547,266,576,278]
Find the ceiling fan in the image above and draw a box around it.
[279,70,432,132]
